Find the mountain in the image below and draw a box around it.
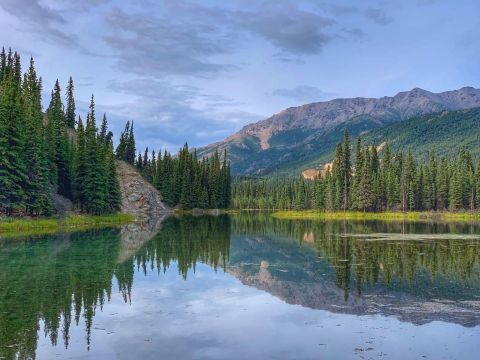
[198,87,480,176]
[301,107,480,179]
[365,107,480,160]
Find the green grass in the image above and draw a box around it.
[0,213,134,238]
[271,210,480,222]
[63,214,133,227]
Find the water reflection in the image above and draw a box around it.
[0,214,479,359]
[230,214,480,326]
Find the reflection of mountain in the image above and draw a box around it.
[2,215,480,359]
[227,217,480,327]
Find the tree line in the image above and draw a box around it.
[233,130,480,212]
[0,48,121,216]
[124,143,231,209]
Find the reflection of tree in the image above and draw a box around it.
[231,214,480,300]
[0,229,123,360]
[0,216,231,359]
[133,216,231,279]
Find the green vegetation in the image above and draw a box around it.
[271,210,480,221]
[115,120,137,165]
[366,107,480,159]
[233,129,480,213]
[136,144,231,209]
[0,214,132,237]
[0,48,121,216]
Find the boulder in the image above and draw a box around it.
[116,160,170,217]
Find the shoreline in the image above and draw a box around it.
[271,210,480,222]
[0,214,134,238]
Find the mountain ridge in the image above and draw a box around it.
[198,86,480,176]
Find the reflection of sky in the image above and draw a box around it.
[36,261,479,360]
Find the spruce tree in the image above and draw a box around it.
[83,96,106,214]
[22,57,52,214]
[47,79,72,198]
[73,116,87,211]
[65,76,75,128]
[0,50,28,215]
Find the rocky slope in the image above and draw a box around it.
[116,160,170,217]
[198,87,480,176]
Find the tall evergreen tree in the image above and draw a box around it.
[65,76,75,128]
[0,49,27,215]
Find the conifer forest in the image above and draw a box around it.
[232,130,480,212]
[0,48,231,216]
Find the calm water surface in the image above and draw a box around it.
[1,214,479,359]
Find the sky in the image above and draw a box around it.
[0,0,479,152]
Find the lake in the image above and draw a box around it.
[1,214,479,359]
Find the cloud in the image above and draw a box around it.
[315,2,359,15]
[364,8,392,25]
[107,78,260,151]
[272,85,335,102]
[102,1,347,79]
[237,4,336,55]
[416,0,441,5]
[103,7,236,78]
[0,0,76,47]
[53,0,112,12]
[341,28,366,39]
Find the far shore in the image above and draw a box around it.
[271,210,480,222]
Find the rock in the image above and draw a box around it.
[116,160,170,217]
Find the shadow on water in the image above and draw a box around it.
[0,213,479,358]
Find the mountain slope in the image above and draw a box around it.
[365,107,480,160]
[299,107,480,179]
[198,87,480,176]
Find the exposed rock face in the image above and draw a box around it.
[198,86,480,175]
[116,160,170,216]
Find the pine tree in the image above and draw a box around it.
[73,116,87,211]
[0,49,28,215]
[83,95,106,214]
[22,57,52,214]
[105,138,121,213]
[356,148,374,211]
[65,76,75,128]
[47,79,72,198]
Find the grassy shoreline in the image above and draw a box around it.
[271,210,480,222]
[0,213,134,237]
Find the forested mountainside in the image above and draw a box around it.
[365,107,480,160]
[198,87,480,176]
[298,107,480,180]
[232,130,480,212]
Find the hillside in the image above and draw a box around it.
[365,107,480,160]
[297,107,480,179]
[198,87,480,176]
